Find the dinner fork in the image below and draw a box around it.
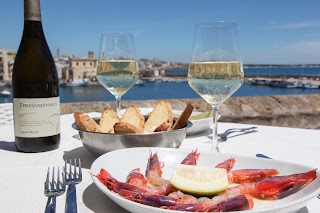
[218,126,258,142]
[44,166,66,213]
[65,159,82,213]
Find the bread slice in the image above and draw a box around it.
[114,122,143,134]
[154,122,171,132]
[74,112,102,132]
[172,103,194,130]
[74,112,86,130]
[144,100,173,132]
[99,108,120,133]
[120,106,145,132]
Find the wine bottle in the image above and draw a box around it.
[12,0,60,152]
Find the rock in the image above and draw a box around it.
[61,94,320,130]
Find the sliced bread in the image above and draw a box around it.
[74,112,86,130]
[120,106,145,132]
[172,103,194,130]
[114,122,143,134]
[99,108,120,133]
[74,112,102,132]
[144,100,173,132]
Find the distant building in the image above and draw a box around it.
[61,51,97,82]
[0,49,16,84]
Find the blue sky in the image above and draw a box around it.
[1,0,320,64]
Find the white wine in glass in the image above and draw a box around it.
[188,22,244,152]
[97,33,139,116]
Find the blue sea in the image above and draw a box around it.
[1,67,319,104]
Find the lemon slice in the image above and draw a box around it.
[189,111,213,120]
[170,164,228,196]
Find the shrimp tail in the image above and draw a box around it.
[207,194,254,212]
[215,158,236,172]
[180,149,200,165]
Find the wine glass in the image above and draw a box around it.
[187,22,244,152]
[97,33,139,116]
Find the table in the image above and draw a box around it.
[0,112,319,213]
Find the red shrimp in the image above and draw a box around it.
[215,158,236,172]
[207,194,254,212]
[228,169,279,183]
[180,149,200,165]
[214,169,317,201]
[145,151,168,186]
[126,168,173,195]
[94,168,146,194]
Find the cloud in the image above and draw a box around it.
[271,21,320,29]
[243,40,320,64]
[280,40,320,55]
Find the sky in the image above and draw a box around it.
[1,0,320,64]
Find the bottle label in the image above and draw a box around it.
[24,0,41,21]
[13,97,60,137]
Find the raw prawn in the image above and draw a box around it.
[126,168,174,195]
[180,149,200,165]
[215,158,236,172]
[95,168,147,194]
[146,150,199,187]
[228,169,279,183]
[207,194,254,212]
[214,169,317,201]
[120,189,253,211]
[145,151,168,186]
[215,158,279,183]
[119,189,178,207]
[168,191,199,205]
[128,150,200,194]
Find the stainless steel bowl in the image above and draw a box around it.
[72,118,192,156]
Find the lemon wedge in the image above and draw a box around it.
[189,111,213,120]
[170,164,228,196]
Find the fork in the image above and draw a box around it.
[65,159,82,213]
[218,126,258,142]
[44,166,66,213]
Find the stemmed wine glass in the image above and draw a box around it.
[97,33,139,116]
[187,22,244,152]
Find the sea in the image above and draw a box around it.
[1,67,319,104]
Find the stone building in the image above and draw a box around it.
[62,51,97,82]
[0,49,16,85]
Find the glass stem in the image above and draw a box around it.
[211,105,220,152]
[116,96,122,117]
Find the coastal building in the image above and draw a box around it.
[0,48,189,85]
[61,51,98,82]
[0,49,16,85]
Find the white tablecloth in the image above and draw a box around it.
[0,113,319,213]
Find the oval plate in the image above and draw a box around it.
[91,147,320,213]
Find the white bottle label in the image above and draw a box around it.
[13,97,60,137]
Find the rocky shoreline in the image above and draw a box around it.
[61,94,320,130]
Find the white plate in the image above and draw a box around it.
[91,147,320,213]
[121,108,211,135]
